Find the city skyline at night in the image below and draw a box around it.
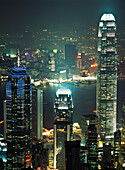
[0,0,125,169]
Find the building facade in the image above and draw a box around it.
[65,140,81,170]
[6,66,32,169]
[96,14,117,142]
[114,130,121,168]
[53,89,73,169]
[87,124,98,169]
[122,99,125,140]
[32,86,43,140]
[65,44,77,68]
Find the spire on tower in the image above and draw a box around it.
[17,49,20,67]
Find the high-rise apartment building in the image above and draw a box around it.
[96,14,117,142]
[53,89,73,169]
[5,65,32,169]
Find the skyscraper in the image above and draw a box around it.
[5,64,32,169]
[96,14,117,142]
[114,130,121,168]
[53,89,73,169]
[65,140,81,170]
[87,124,98,168]
[65,44,77,78]
[32,85,43,141]
[65,44,77,67]
[122,98,125,140]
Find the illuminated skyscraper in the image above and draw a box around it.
[114,130,121,168]
[53,89,73,169]
[5,64,32,169]
[96,14,117,142]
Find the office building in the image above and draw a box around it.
[122,98,125,140]
[32,140,49,169]
[121,99,125,167]
[102,143,113,169]
[0,135,7,167]
[48,53,56,72]
[96,14,117,142]
[53,89,73,169]
[65,140,81,170]
[5,61,32,169]
[0,158,4,169]
[65,44,77,70]
[114,130,121,168]
[81,114,98,146]
[87,124,98,169]
[120,141,125,167]
[32,85,43,140]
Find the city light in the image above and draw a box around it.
[0,121,4,125]
[0,1,125,169]
[60,70,66,73]
[91,63,98,68]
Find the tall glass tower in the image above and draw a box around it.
[6,66,32,169]
[53,89,73,169]
[32,86,43,140]
[96,14,117,142]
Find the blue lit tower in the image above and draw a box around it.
[96,14,117,142]
[5,56,32,169]
[53,89,73,169]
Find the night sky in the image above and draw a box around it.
[0,0,125,33]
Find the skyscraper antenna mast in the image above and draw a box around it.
[17,49,20,67]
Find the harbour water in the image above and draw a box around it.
[0,78,125,131]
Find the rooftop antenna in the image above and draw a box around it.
[17,49,20,67]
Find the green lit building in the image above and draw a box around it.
[96,14,117,142]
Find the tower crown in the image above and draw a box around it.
[101,14,115,21]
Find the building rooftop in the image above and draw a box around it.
[56,89,71,97]
[101,14,115,21]
[8,66,29,78]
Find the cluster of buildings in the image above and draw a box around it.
[0,13,125,170]
[0,14,125,83]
